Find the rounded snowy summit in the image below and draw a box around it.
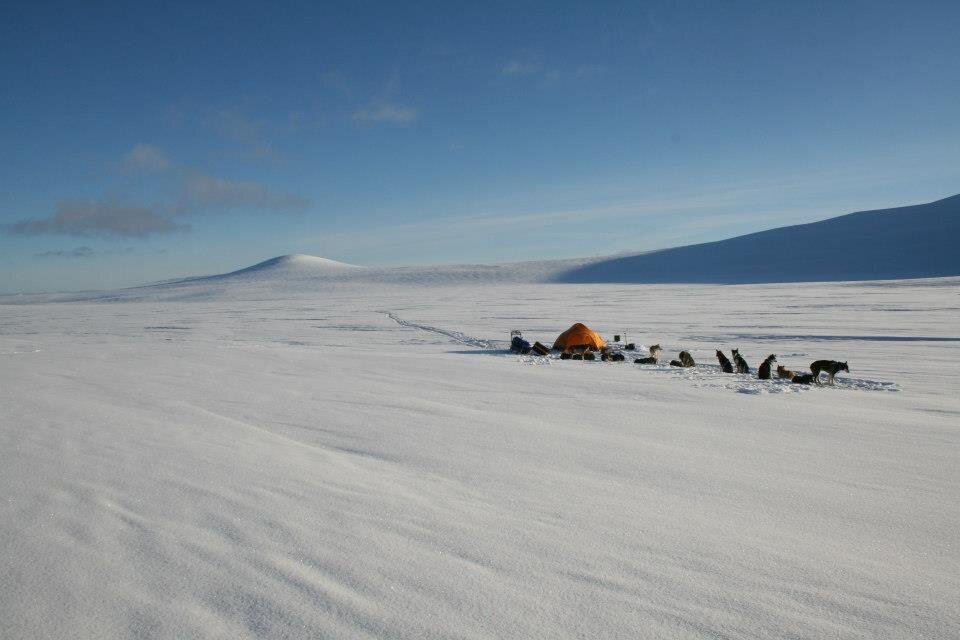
[218,254,362,280]
[262,254,360,269]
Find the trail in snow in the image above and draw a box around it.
[385,311,497,349]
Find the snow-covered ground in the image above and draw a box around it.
[2,263,958,638]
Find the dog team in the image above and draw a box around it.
[631,344,849,385]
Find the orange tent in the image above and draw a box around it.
[552,323,605,352]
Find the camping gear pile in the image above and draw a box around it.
[509,330,549,355]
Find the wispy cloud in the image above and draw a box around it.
[501,56,606,82]
[545,64,608,82]
[209,108,260,145]
[210,108,288,162]
[294,170,907,264]
[6,201,186,238]
[165,106,285,163]
[4,145,309,239]
[34,246,135,259]
[319,71,354,99]
[34,246,95,258]
[501,60,542,76]
[124,144,170,171]
[352,103,419,124]
[176,173,309,214]
[572,64,607,78]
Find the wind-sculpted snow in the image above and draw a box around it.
[1,277,959,639]
[555,193,960,284]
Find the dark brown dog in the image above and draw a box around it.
[670,351,695,367]
[716,350,733,373]
[810,360,849,385]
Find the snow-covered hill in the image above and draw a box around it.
[3,254,599,303]
[188,254,593,287]
[213,253,361,277]
[556,193,960,284]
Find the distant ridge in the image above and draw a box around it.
[554,194,960,284]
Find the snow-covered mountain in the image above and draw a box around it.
[555,193,960,284]
[170,253,361,284]
[221,254,361,275]
[16,255,592,303]
[184,254,592,287]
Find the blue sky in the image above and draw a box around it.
[2,1,959,292]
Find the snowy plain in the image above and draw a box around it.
[1,255,958,639]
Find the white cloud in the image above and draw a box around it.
[293,170,906,263]
[6,201,185,238]
[34,246,135,258]
[34,246,95,258]
[571,64,607,79]
[165,107,285,163]
[352,104,419,124]
[124,144,170,171]
[501,60,542,76]
[6,146,310,239]
[501,57,606,82]
[176,173,309,214]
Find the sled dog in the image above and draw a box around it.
[716,350,734,373]
[732,349,749,374]
[635,344,661,364]
[810,360,849,385]
[758,354,777,380]
[776,365,796,380]
[670,351,695,368]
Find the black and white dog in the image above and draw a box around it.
[732,349,749,374]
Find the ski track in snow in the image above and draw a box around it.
[385,311,497,349]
